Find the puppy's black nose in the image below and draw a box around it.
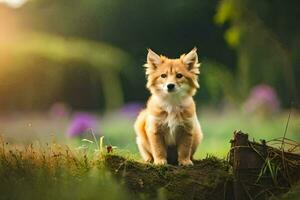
[167,84,175,91]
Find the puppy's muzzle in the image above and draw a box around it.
[167,83,175,92]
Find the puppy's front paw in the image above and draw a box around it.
[178,159,194,166]
[144,157,153,163]
[154,158,167,165]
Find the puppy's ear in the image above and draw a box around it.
[147,49,161,69]
[182,48,200,73]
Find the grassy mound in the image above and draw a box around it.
[272,182,300,200]
[1,137,299,200]
[104,154,233,200]
[0,139,232,200]
[0,141,133,200]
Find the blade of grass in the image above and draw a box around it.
[90,129,99,150]
[99,136,105,153]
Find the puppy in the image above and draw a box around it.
[134,48,203,166]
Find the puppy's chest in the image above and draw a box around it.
[160,105,184,145]
[163,105,183,127]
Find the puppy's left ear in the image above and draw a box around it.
[182,48,201,73]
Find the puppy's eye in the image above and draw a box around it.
[176,73,183,78]
[161,74,167,78]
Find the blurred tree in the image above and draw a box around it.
[1,0,298,111]
[17,0,236,105]
[0,33,131,111]
[215,0,300,107]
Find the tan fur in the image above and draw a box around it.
[134,48,203,166]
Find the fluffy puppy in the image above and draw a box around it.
[134,48,203,166]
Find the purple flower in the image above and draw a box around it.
[119,102,144,118]
[244,84,280,114]
[67,113,98,137]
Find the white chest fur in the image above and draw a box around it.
[162,104,183,145]
[152,96,193,146]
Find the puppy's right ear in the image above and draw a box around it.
[146,49,161,69]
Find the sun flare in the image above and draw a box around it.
[0,0,27,8]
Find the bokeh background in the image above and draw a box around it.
[0,0,299,158]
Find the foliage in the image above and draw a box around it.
[215,0,300,106]
[0,33,131,111]
[1,0,299,110]
[0,0,238,110]
[200,60,237,104]
[0,133,233,200]
[0,137,132,200]
[272,182,300,200]
[1,33,128,69]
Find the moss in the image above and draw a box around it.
[103,154,233,200]
[270,182,300,200]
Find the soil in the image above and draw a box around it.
[104,154,233,200]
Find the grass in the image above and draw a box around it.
[100,109,300,158]
[0,136,232,200]
[0,138,133,200]
[272,182,300,200]
[1,109,299,159]
[2,138,298,200]
[0,109,299,199]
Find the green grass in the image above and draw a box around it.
[0,138,132,200]
[0,136,232,200]
[101,109,300,159]
[1,109,299,160]
[0,109,299,200]
[272,182,300,200]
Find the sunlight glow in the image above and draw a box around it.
[0,0,27,8]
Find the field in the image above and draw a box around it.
[0,109,299,200]
[1,108,299,158]
[1,0,299,199]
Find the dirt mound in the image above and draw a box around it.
[104,131,300,200]
[104,154,233,200]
